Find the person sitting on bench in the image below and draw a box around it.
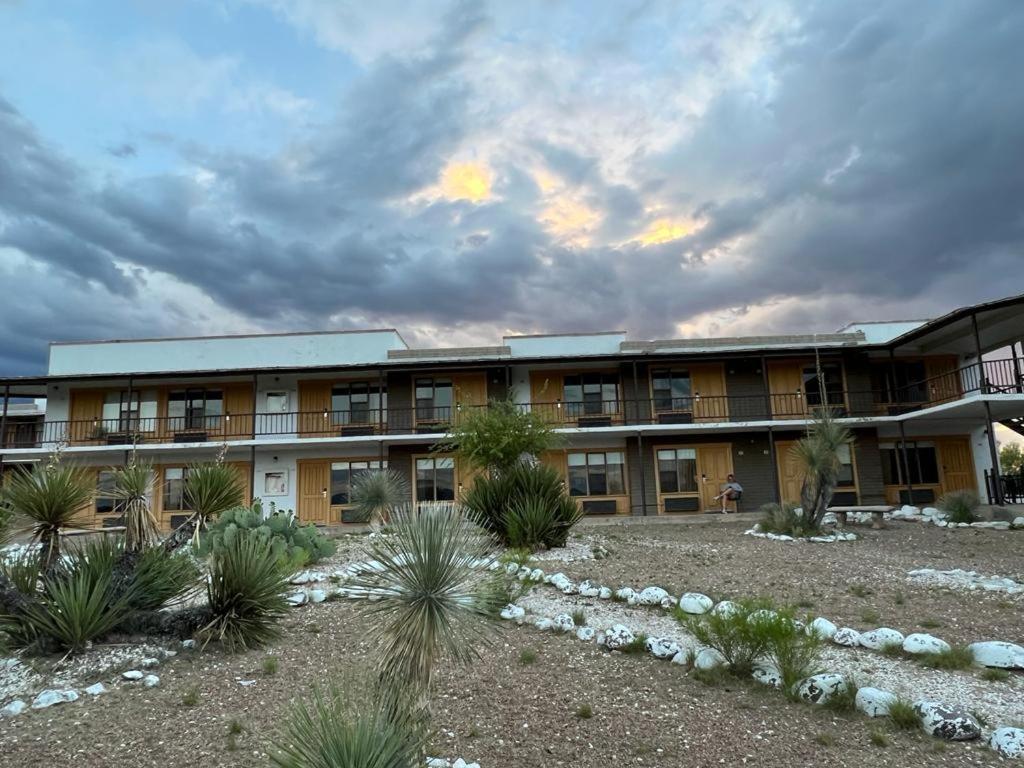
[714,474,743,513]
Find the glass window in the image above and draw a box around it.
[803,364,844,407]
[563,374,618,416]
[657,448,697,494]
[652,370,692,412]
[878,442,939,485]
[96,471,117,515]
[330,460,386,505]
[415,457,455,502]
[836,444,855,488]
[101,391,156,432]
[168,389,223,430]
[163,467,189,511]
[568,451,625,496]
[331,383,386,426]
[415,379,453,422]
[871,361,928,404]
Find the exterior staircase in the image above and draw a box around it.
[1002,416,1024,438]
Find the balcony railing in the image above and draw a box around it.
[2,358,1021,449]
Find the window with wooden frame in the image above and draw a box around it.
[567,451,625,496]
[651,369,693,413]
[836,443,856,490]
[415,457,455,502]
[95,470,118,518]
[330,382,386,427]
[101,391,157,433]
[656,448,698,494]
[168,389,223,431]
[870,361,928,404]
[415,378,453,423]
[880,441,940,486]
[563,373,619,417]
[163,467,191,511]
[330,460,387,505]
[802,363,845,408]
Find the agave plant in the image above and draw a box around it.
[349,469,409,529]
[271,680,424,768]
[108,459,160,553]
[344,503,500,720]
[0,461,94,572]
[164,460,244,552]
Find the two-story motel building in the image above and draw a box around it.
[1,294,1023,530]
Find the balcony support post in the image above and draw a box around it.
[378,369,385,434]
[972,311,1003,504]
[0,384,9,478]
[250,374,258,502]
[124,375,134,463]
[896,417,915,506]
[635,430,648,516]
[1011,341,1022,393]
[971,312,987,393]
[759,356,772,420]
[767,425,780,504]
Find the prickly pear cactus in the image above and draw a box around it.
[197,503,336,565]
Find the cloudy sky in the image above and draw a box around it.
[1,0,1023,376]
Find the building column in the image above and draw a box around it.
[636,431,648,516]
[0,384,9,479]
[767,426,780,504]
[897,418,915,506]
[971,312,1002,504]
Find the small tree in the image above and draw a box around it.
[433,397,562,473]
[108,458,160,553]
[1000,442,1023,474]
[791,408,853,531]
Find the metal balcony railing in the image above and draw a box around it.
[2,358,1021,449]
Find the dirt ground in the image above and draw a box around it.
[1,519,1020,768]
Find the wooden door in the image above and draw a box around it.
[775,440,804,504]
[224,385,254,440]
[298,381,332,437]
[453,373,488,424]
[926,357,960,404]
[691,364,728,421]
[297,460,330,524]
[68,390,106,443]
[938,437,975,494]
[530,372,564,424]
[698,444,734,511]
[768,362,806,418]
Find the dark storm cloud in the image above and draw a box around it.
[2,0,1024,375]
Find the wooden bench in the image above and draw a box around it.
[827,505,896,530]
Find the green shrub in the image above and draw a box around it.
[463,462,582,549]
[868,729,890,748]
[198,501,335,570]
[759,503,818,538]
[620,632,648,655]
[981,668,1009,682]
[938,489,979,524]
[271,684,424,768]
[0,548,43,595]
[519,648,538,665]
[576,703,593,719]
[918,644,975,670]
[822,678,859,713]
[682,599,792,677]
[760,611,824,692]
[887,699,919,729]
[197,531,289,652]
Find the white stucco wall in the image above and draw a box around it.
[504,333,626,358]
[48,330,407,376]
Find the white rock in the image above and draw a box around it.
[84,683,107,696]
[670,650,690,666]
[1013,516,1024,529]
[575,626,596,642]
[309,588,327,603]
[967,641,1023,669]
[989,727,1024,759]
[122,670,144,681]
[578,580,602,597]
[238,680,257,687]
[678,593,713,614]
[855,687,897,717]
[638,586,670,606]
[859,627,905,650]
[286,591,307,606]
[660,596,675,609]
[1,699,28,717]
[534,618,553,631]
[551,613,575,632]
[902,633,951,655]
[920,506,938,518]
[504,562,519,575]
[499,604,525,621]
[529,568,544,582]
[181,639,196,649]
[143,674,160,688]
[645,637,680,660]
[598,587,612,600]
[31,689,79,709]
[694,648,726,671]
[795,674,848,705]
[914,700,981,741]
[902,505,921,516]
[614,587,638,605]
[832,627,861,647]
[711,600,738,618]
[752,662,782,688]
[601,624,636,651]
[140,657,160,668]
[808,617,838,640]
[426,759,449,768]
[549,573,574,594]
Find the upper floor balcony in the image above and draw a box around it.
[3,358,1020,450]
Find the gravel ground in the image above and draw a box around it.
[1,522,1020,767]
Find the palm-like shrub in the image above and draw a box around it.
[164,461,245,552]
[197,502,335,569]
[272,682,423,768]
[344,504,499,717]
[938,489,979,524]
[791,408,853,531]
[0,462,93,571]
[198,531,289,651]
[463,462,582,549]
[123,545,201,612]
[434,397,562,473]
[349,469,409,528]
[759,502,815,538]
[108,460,160,552]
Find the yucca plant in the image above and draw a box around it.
[197,531,289,652]
[123,545,201,612]
[344,503,500,720]
[0,461,93,571]
[272,681,424,768]
[938,489,980,524]
[108,459,160,552]
[791,407,853,531]
[349,469,409,529]
[164,460,244,552]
